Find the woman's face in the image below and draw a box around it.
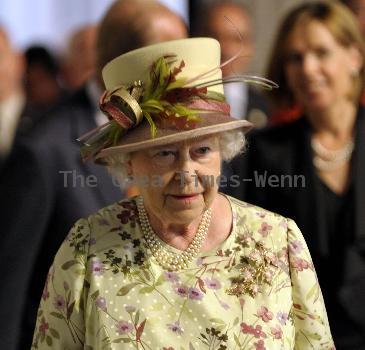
[284,20,362,113]
[129,135,221,226]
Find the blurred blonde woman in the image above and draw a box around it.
[227,1,365,348]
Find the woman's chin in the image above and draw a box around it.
[163,204,206,226]
[302,97,334,113]
[299,88,345,111]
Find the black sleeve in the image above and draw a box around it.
[0,141,55,350]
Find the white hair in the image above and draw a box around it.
[219,129,246,162]
[104,129,246,184]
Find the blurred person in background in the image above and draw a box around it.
[0,1,187,349]
[61,24,97,91]
[193,0,269,128]
[225,2,365,348]
[274,0,365,127]
[0,26,25,163]
[20,45,67,133]
[24,46,64,112]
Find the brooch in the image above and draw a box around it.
[227,241,279,298]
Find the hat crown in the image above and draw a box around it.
[102,38,223,94]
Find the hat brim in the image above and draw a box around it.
[95,113,252,161]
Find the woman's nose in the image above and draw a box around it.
[174,156,197,185]
[301,53,318,76]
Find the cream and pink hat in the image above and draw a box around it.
[79,38,255,163]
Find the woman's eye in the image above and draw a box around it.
[195,146,211,155]
[286,52,302,64]
[316,47,330,58]
[155,150,175,157]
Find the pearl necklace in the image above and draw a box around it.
[136,196,212,271]
[311,138,354,171]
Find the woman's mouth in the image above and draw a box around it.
[168,193,201,204]
[170,193,199,199]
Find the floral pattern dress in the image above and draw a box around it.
[32,195,335,350]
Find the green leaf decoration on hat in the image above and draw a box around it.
[139,55,204,137]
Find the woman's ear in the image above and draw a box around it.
[348,45,363,74]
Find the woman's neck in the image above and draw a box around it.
[148,211,202,248]
[143,194,232,251]
[306,101,357,143]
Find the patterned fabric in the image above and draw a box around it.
[31,195,335,350]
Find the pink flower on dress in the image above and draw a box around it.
[167,321,184,335]
[257,306,273,322]
[292,257,310,271]
[289,240,304,255]
[53,295,66,311]
[174,284,188,298]
[95,296,107,312]
[91,259,105,276]
[39,317,49,335]
[165,271,179,282]
[254,339,266,350]
[241,323,266,339]
[241,322,253,334]
[271,325,283,339]
[116,321,133,335]
[204,278,221,290]
[258,222,272,237]
[276,311,288,325]
[188,287,204,300]
[253,325,267,339]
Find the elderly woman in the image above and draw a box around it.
[226,1,365,349]
[31,38,334,350]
